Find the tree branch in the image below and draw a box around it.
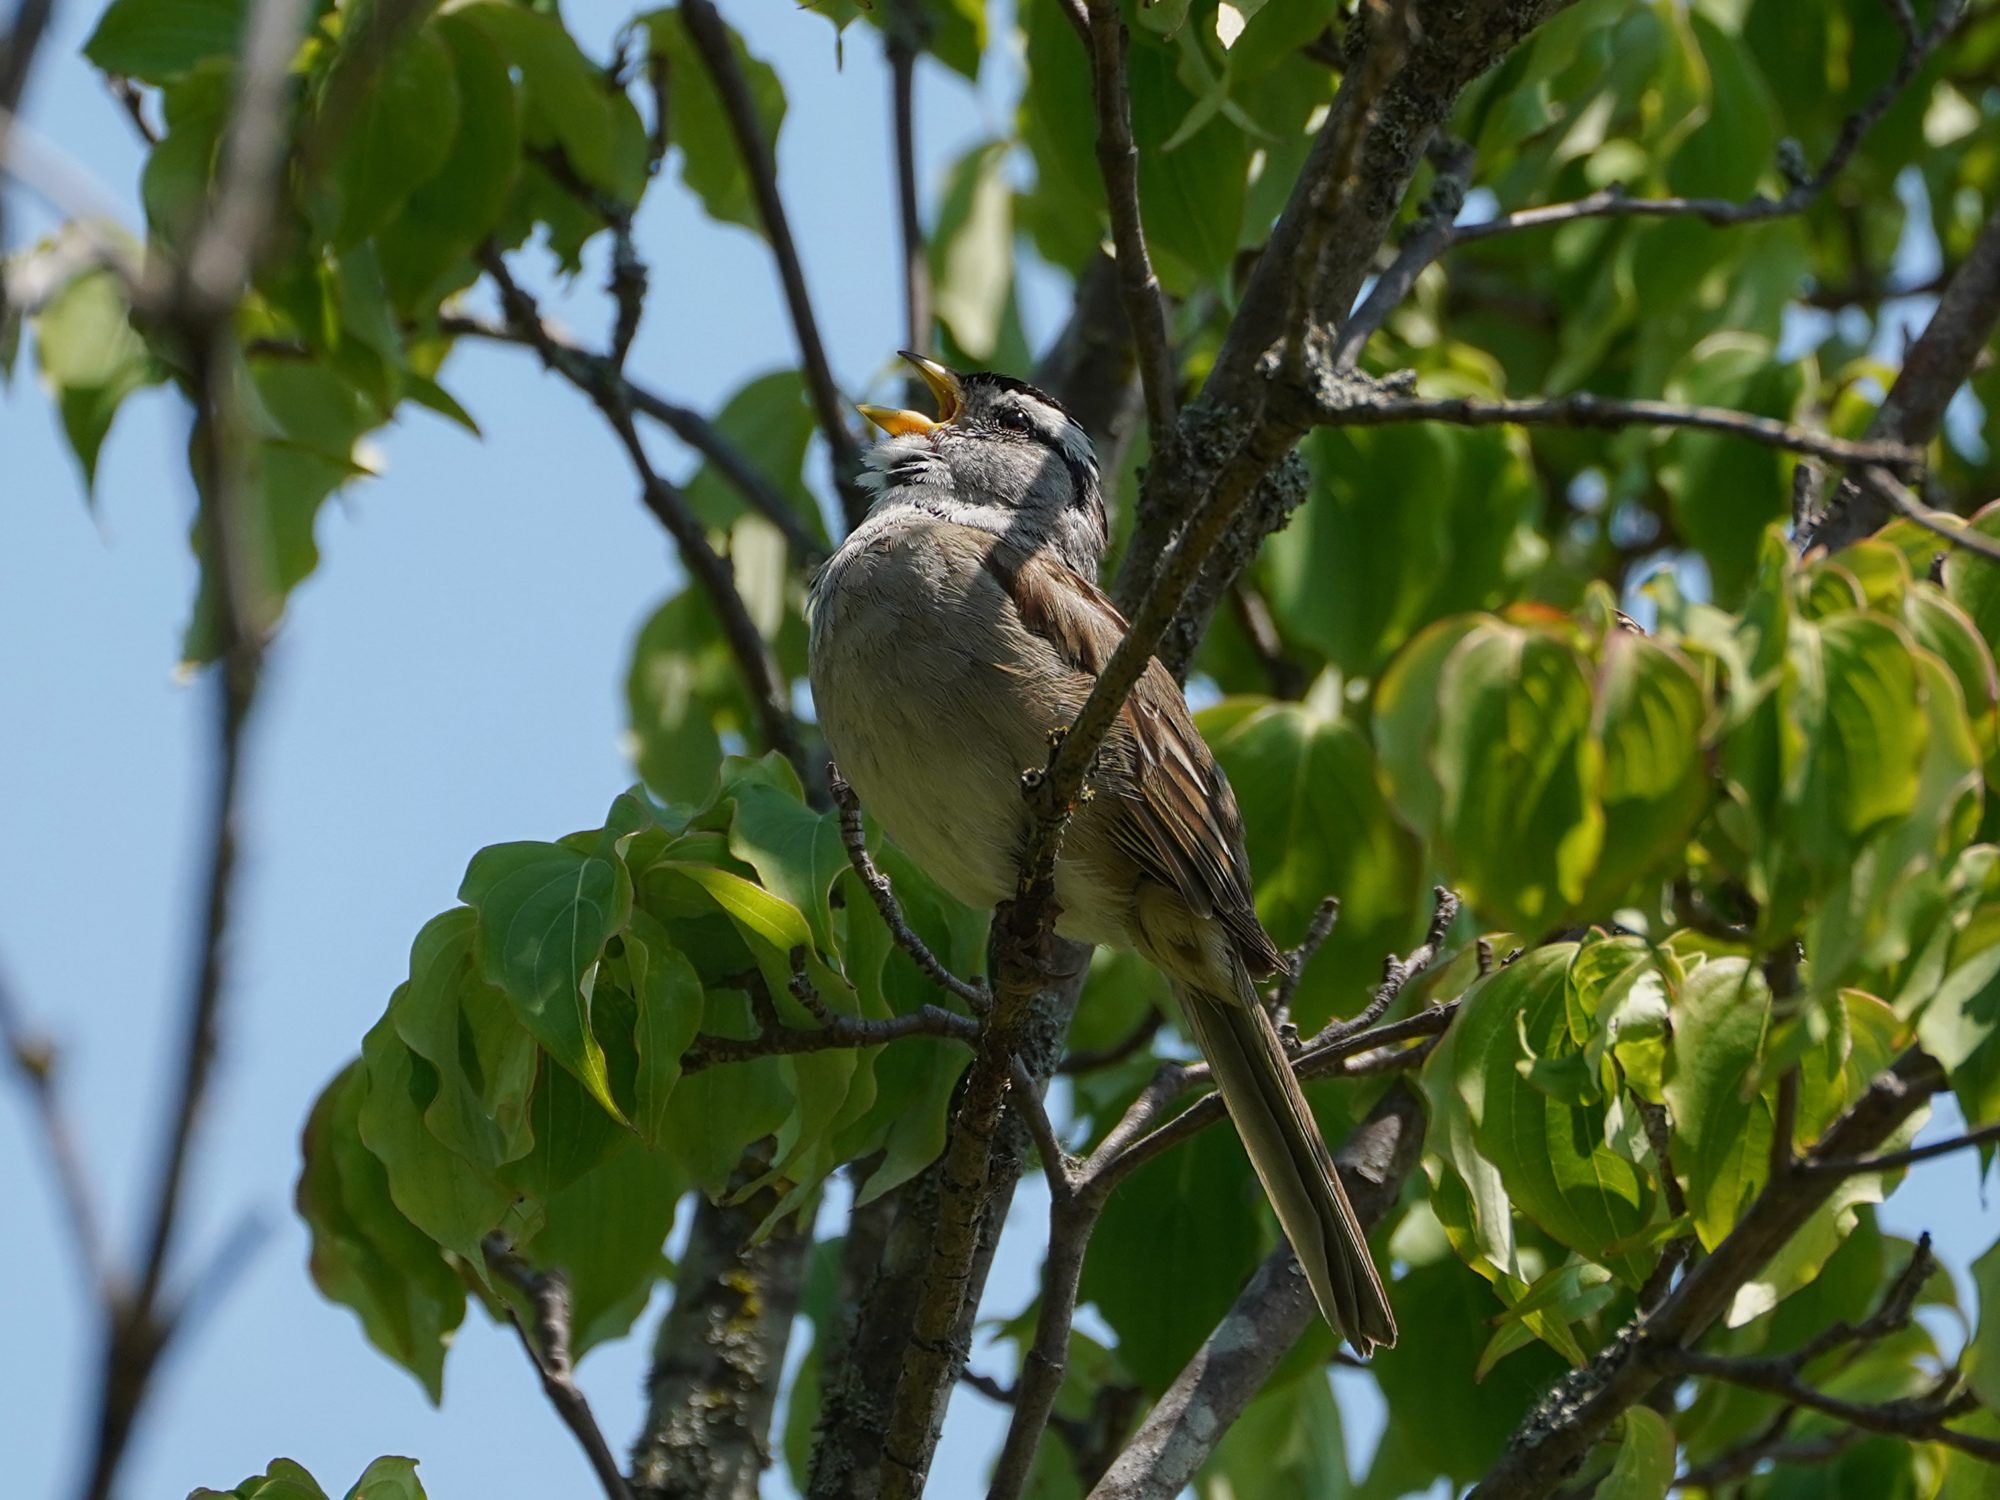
[79,0,307,1486]
[1080,0,1176,452]
[0,0,58,326]
[1086,1084,1427,1500]
[485,1240,635,1500]
[1468,1049,1947,1499]
[804,274,1137,1500]
[1112,0,1579,645]
[681,955,978,1075]
[1311,384,1925,472]
[1805,195,2000,551]
[630,1149,811,1500]
[1450,0,1963,252]
[0,964,109,1295]
[1803,1118,2000,1177]
[679,0,866,530]
[1853,469,2000,564]
[476,251,809,777]
[883,0,929,366]
[1329,134,1474,366]
[440,312,826,563]
[1267,895,1339,1031]
[828,765,990,1012]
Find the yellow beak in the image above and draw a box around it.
[857,351,964,436]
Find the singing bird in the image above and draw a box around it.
[805,352,1395,1352]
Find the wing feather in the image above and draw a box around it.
[985,546,1282,977]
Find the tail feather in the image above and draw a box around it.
[1176,985,1397,1354]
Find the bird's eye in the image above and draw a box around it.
[996,407,1033,434]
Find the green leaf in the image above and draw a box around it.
[519,1135,686,1357]
[1200,695,1424,1031]
[84,0,246,82]
[30,266,155,489]
[1016,0,1104,272]
[448,0,626,192]
[1598,1407,1674,1500]
[1445,943,1655,1277]
[1127,37,1250,291]
[929,140,1016,361]
[1943,500,2000,656]
[627,586,747,804]
[1271,424,1540,678]
[1361,1252,1569,1493]
[723,764,847,954]
[358,1007,512,1263]
[622,912,705,1150]
[1420,974,1521,1281]
[460,839,633,1119]
[297,1064,465,1400]
[1373,615,1483,840]
[378,15,521,312]
[655,986,792,1197]
[1664,957,1773,1249]
[644,6,786,233]
[1967,1239,2000,1412]
[1432,623,1604,934]
[389,909,537,1173]
[312,25,461,249]
[190,1458,333,1500]
[1787,614,1928,869]
[345,1457,427,1500]
[1585,633,1709,907]
[1080,1118,1264,1393]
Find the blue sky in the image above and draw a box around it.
[3,3,1991,1498]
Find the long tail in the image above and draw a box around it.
[1175,985,1397,1354]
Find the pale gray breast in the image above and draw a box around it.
[807,516,1050,913]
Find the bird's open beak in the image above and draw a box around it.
[857,351,963,437]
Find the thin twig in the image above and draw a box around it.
[1855,468,2000,565]
[1770,1065,1800,1183]
[1057,1010,1162,1075]
[439,312,826,561]
[828,764,991,1012]
[1268,896,1340,1031]
[1332,136,1473,366]
[0,0,58,326]
[1676,1424,1863,1490]
[1228,585,1308,701]
[682,961,977,1074]
[1086,1000,1457,1197]
[477,250,808,776]
[485,1240,636,1500]
[988,1177,1093,1500]
[1317,886,1457,1045]
[78,0,309,1485]
[884,0,930,364]
[1451,0,1963,251]
[1656,1354,1997,1461]
[1284,0,1419,370]
[1469,1051,1949,1498]
[0,965,109,1294]
[1803,1119,2000,1177]
[679,0,866,529]
[1079,0,1176,452]
[1313,386,1925,473]
[1010,1055,1076,1204]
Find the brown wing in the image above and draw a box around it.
[986,545,1283,977]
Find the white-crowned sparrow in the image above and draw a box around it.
[806,352,1396,1353]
